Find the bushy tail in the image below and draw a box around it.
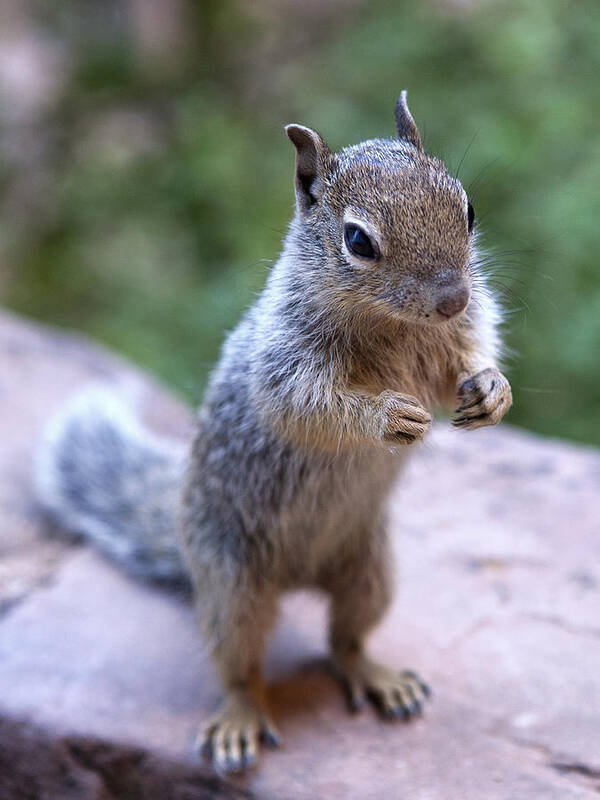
[35,389,190,587]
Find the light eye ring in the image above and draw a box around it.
[343,223,379,260]
[467,201,475,234]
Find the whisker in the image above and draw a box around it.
[466,156,504,198]
[454,130,480,181]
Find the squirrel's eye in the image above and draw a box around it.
[344,224,377,259]
[467,202,475,234]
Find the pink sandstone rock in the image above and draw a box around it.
[0,310,598,798]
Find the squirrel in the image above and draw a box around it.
[36,91,512,774]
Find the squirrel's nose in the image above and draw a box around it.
[436,285,470,319]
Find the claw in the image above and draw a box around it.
[389,704,407,720]
[349,697,365,713]
[345,682,366,713]
[407,699,422,717]
[260,726,281,749]
[240,731,258,769]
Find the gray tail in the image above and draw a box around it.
[35,389,190,588]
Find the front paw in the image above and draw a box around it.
[379,390,432,446]
[453,367,512,430]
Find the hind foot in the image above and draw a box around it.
[198,690,281,774]
[334,652,430,720]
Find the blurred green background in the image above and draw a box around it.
[2,0,599,445]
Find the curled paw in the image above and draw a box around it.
[379,390,432,447]
[453,367,512,430]
[337,654,431,721]
[198,694,280,774]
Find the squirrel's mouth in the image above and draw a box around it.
[377,280,471,327]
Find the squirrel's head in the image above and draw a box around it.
[285,91,474,326]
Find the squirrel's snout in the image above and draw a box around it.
[435,285,470,319]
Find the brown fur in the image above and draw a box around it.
[179,93,512,772]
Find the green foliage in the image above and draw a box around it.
[5,0,600,443]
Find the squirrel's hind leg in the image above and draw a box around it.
[325,527,431,721]
[195,578,280,774]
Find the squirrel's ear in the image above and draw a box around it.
[394,90,423,151]
[285,124,332,214]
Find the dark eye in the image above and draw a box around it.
[344,223,377,259]
[467,202,475,233]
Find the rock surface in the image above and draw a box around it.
[0,309,599,799]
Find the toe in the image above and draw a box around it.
[213,726,229,773]
[382,690,403,719]
[396,683,422,718]
[367,687,400,720]
[226,730,243,773]
[345,680,366,713]
[241,729,258,769]
[394,683,417,717]
[401,670,431,699]
[408,698,423,717]
[197,724,215,759]
[260,719,281,749]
